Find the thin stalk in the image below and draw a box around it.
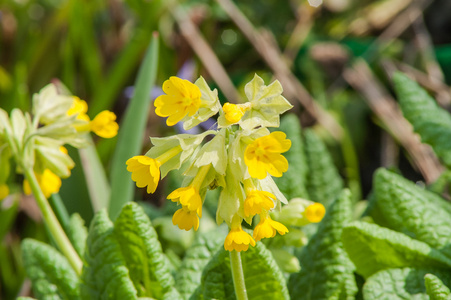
[230,251,248,300]
[23,167,83,275]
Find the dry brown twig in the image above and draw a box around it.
[215,0,344,140]
[344,59,444,183]
[171,7,241,103]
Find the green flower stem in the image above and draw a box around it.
[230,250,248,300]
[23,167,83,275]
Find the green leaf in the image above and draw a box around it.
[109,33,159,219]
[67,213,88,258]
[303,129,343,207]
[21,239,80,300]
[175,229,225,299]
[196,242,289,300]
[273,113,309,200]
[425,273,451,300]
[372,168,451,253]
[113,202,180,299]
[393,72,451,167]
[288,189,357,300]
[363,268,451,300]
[342,221,451,278]
[80,210,138,300]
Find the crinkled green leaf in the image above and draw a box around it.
[364,268,451,300]
[288,189,357,300]
[393,72,451,167]
[342,221,451,278]
[372,168,451,254]
[175,229,225,299]
[80,210,138,300]
[21,238,80,300]
[67,213,88,258]
[113,202,180,299]
[273,113,309,200]
[196,242,289,300]
[425,273,451,300]
[303,129,343,207]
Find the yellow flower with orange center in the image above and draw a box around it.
[172,207,200,231]
[23,169,62,198]
[253,214,288,242]
[243,190,276,217]
[224,225,256,252]
[244,131,291,179]
[155,77,202,126]
[304,202,326,223]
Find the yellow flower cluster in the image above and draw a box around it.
[0,83,119,200]
[127,74,323,252]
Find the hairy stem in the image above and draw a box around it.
[230,250,248,300]
[23,167,83,275]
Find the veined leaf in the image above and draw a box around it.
[364,268,451,300]
[113,202,180,299]
[303,129,343,208]
[393,72,451,167]
[175,229,225,299]
[21,239,80,300]
[373,168,451,253]
[80,210,138,300]
[196,242,289,300]
[67,213,88,258]
[342,221,451,278]
[109,34,159,219]
[288,189,357,300]
[425,273,451,300]
[273,113,309,200]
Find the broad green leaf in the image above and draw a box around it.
[393,72,451,167]
[342,221,451,278]
[175,229,225,299]
[196,242,289,300]
[80,210,138,300]
[425,273,451,300]
[303,129,343,207]
[109,33,159,219]
[67,213,88,257]
[373,168,451,253]
[363,268,451,300]
[288,189,357,300]
[113,202,180,299]
[21,239,80,300]
[273,113,309,200]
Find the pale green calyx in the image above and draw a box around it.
[32,83,74,125]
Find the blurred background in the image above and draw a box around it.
[1,0,451,298]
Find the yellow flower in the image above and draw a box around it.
[222,102,250,124]
[90,111,119,138]
[244,131,291,179]
[0,184,9,200]
[224,226,256,252]
[126,156,161,194]
[155,77,201,126]
[23,169,62,198]
[304,202,326,223]
[253,214,288,242]
[167,186,202,216]
[67,97,90,122]
[243,190,276,217]
[172,207,200,231]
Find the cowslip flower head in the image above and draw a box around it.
[90,111,119,138]
[244,131,291,179]
[155,76,202,126]
[253,214,288,242]
[172,207,200,231]
[23,169,62,198]
[224,220,256,252]
[167,186,202,216]
[0,184,9,200]
[243,190,276,217]
[126,156,162,194]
